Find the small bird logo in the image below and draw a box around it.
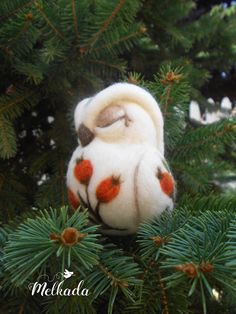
[63,269,74,279]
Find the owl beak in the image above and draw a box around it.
[77,123,95,147]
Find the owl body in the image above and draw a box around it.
[66,83,175,235]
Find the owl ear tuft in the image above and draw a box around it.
[74,97,91,132]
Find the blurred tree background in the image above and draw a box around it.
[0,1,236,313]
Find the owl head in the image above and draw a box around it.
[74,83,164,154]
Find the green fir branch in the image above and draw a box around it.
[34,1,65,40]
[0,116,17,159]
[82,0,127,52]
[4,208,102,285]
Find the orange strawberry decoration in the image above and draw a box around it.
[74,157,93,185]
[68,188,80,210]
[157,168,174,197]
[96,175,121,203]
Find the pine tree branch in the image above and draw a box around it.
[180,194,236,213]
[157,267,169,314]
[98,261,129,289]
[71,0,79,38]
[88,59,124,72]
[0,92,34,116]
[34,1,64,40]
[163,85,172,116]
[0,44,13,56]
[176,124,236,151]
[98,0,126,34]
[0,0,34,22]
[93,29,141,53]
[4,208,101,285]
[0,116,16,159]
[83,0,126,51]
[7,22,30,45]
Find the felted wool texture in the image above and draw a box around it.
[67,83,175,235]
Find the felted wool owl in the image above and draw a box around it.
[66,83,175,235]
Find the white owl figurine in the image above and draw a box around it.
[66,83,175,235]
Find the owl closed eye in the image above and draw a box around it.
[96,104,132,128]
